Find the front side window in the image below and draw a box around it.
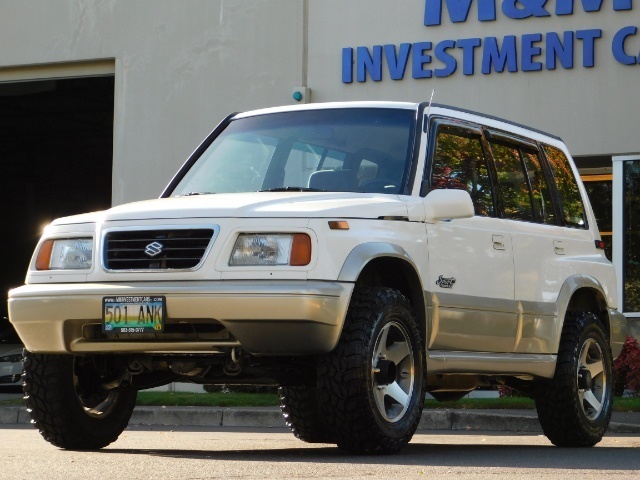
[543,144,586,228]
[170,108,416,196]
[430,124,494,217]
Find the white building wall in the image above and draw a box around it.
[1,1,639,203]
[0,1,304,204]
[307,1,640,158]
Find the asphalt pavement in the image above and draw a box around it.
[1,394,639,433]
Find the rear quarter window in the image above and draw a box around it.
[542,144,586,229]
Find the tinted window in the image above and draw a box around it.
[522,150,555,224]
[489,141,555,224]
[543,144,586,228]
[490,142,534,221]
[582,176,612,259]
[431,125,494,217]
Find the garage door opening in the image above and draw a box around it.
[0,76,114,326]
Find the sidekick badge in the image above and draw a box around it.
[436,275,456,289]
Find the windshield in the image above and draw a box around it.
[170,108,417,196]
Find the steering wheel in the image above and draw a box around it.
[360,179,399,194]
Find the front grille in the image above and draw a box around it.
[104,228,214,270]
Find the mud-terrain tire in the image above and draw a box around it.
[279,386,334,443]
[22,353,137,450]
[317,286,425,454]
[534,311,613,447]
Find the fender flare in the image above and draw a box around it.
[337,242,419,283]
[553,274,619,353]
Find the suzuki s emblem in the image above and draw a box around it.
[145,241,164,257]
[436,275,456,289]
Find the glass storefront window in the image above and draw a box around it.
[623,162,640,312]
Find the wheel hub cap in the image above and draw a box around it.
[578,368,593,390]
[374,359,397,386]
[371,321,415,423]
[576,337,607,421]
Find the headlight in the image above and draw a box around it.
[229,233,311,266]
[35,238,93,270]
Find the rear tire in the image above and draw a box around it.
[22,353,137,450]
[534,312,613,447]
[317,286,425,454]
[279,386,334,443]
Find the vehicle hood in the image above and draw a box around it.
[51,192,425,224]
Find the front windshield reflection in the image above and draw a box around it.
[171,108,416,196]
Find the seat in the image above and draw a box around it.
[308,170,353,191]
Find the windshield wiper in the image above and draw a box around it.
[259,187,325,192]
[177,192,216,197]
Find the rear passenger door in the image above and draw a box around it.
[496,140,593,354]
[425,121,518,353]
[484,132,565,354]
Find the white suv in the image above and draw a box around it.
[8,102,627,453]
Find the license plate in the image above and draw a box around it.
[102,296,165,334]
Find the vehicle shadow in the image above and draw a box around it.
[101,441,640,471]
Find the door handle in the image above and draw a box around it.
[554,240,565,255]
[492,234,506,250]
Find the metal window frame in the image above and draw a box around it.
[613,155,640,317]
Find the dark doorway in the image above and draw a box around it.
[0,76,114,327]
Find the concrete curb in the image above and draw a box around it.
[3,406,639,433]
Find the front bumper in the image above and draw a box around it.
[8,281,353,356]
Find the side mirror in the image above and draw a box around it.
[423,189,474,223]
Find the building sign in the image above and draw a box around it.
[342,0,639,82]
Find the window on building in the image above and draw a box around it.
[623,162,640,312]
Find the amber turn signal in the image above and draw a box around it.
[290,233,312,266]
[35,240,54,270]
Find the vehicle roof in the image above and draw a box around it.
[232,101,420,119]
[232,101,563,144]
[429,103,562,142]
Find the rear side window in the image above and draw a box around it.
[488,140,555,224]
[431,124,494,217]
[543,144,586,228]
[489,142,535,222]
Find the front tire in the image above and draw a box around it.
[317,287,425,454]
[534,312,613,447]
[23,353,137,450]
